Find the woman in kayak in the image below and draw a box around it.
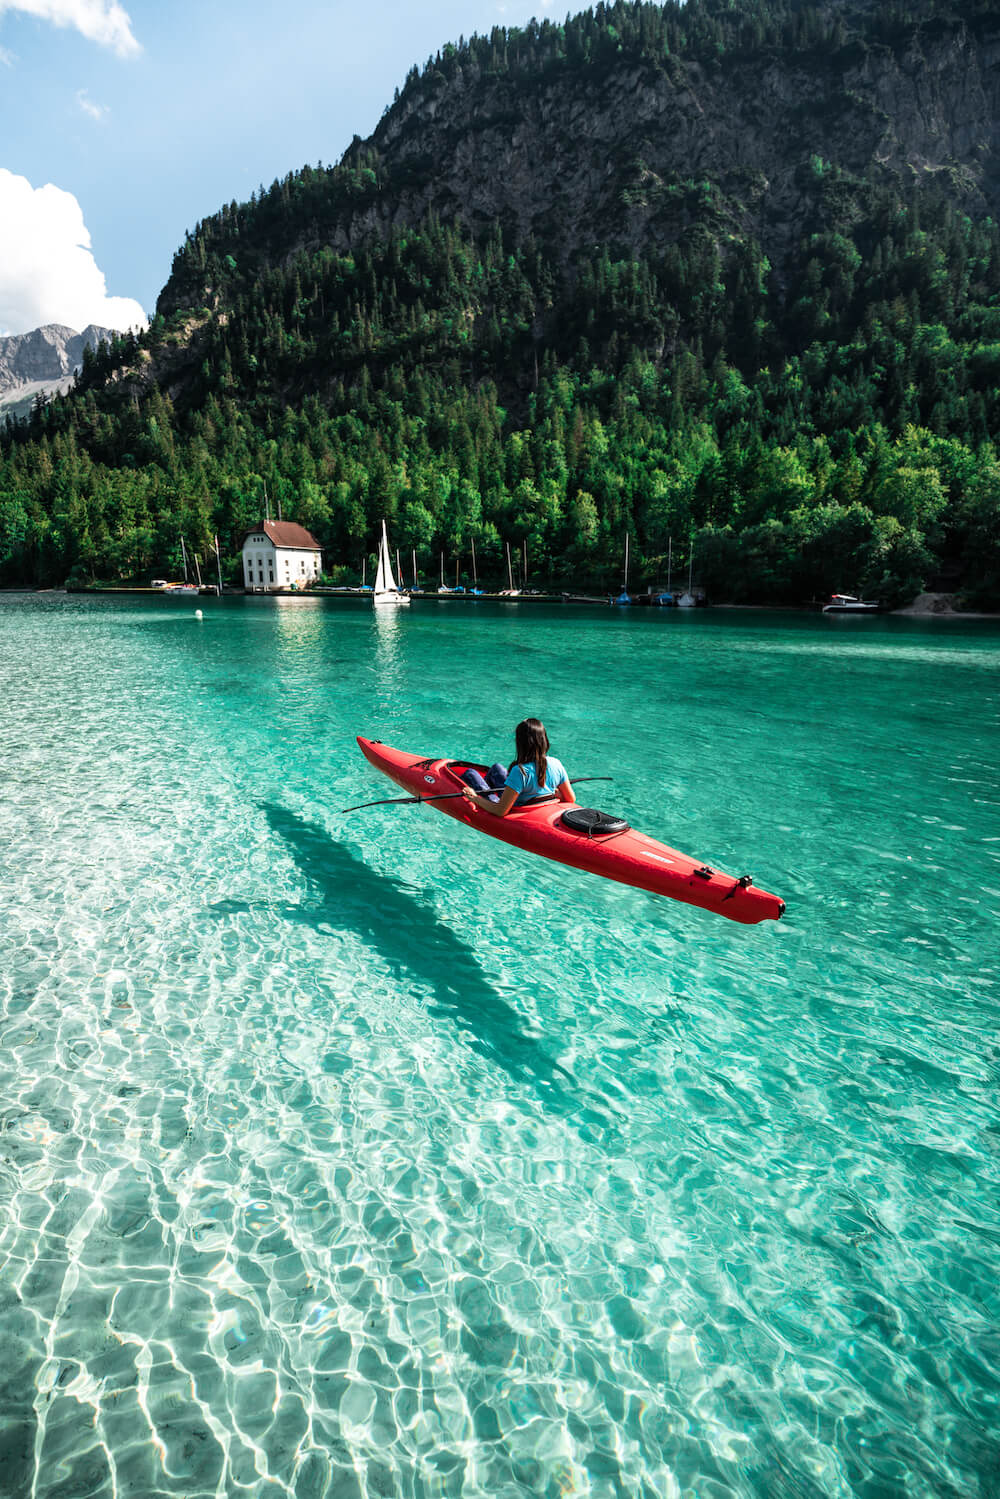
[461,718,576,818]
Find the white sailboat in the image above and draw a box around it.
[612,533,632,605]
[500,540,520,596]
[678,535,697,607]
[165,535,199,594]
[373,520,410,607]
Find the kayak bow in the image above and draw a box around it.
[356,738,784,925]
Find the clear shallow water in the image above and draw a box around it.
[1,592,998,1499]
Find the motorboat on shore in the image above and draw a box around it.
[822,593,880,613]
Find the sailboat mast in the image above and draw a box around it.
[455,555,459,588]
[667,536,672,592]
[688,534,694,592]
[440,551,445,587]
[523,538,528,584]
[624,532,629,590]
[194,552,203,587]
[506,542,514,591]
[412,549,418,588]
[471,534,478,586]
[181,536,189,582]
[396,549,402,585]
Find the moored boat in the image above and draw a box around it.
[822,593,879,613]
[612,532,632,604]
[373,520,409,607]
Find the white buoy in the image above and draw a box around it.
[195,609,203,619]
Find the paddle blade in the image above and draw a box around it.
[336,794,423,813]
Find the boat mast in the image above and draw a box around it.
[506,541,514,591]
[215,534,224,595]
[667,536,672,593]
[688,534,694,592]
[181,535,189,582]
[440,551,445,587]
[471,534,478,587]
[523,538,528,584]
[396,549,402,586]
[624,532,629,591]
[193,551,203,587]
[412,548,418,588]
[455,555,459,589]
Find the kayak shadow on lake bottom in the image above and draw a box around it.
[219,802,617,1143]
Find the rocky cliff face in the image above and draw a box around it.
[356,19,1000,274]
[0,324,116,404]
[154,3,1000,323]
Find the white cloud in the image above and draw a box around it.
[76,87,107,119]
[0,1,139,57]
[0,44,14,62]
[0,168,146,335]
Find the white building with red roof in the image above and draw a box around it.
[241,520,322,590]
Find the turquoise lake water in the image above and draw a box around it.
[1,592,998,1499]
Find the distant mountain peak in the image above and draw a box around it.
[0,322,117,407]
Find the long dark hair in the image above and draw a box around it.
[513,718,549,784]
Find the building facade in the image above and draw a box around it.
[241,520,322,590]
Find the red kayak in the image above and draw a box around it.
[356,737,785,925]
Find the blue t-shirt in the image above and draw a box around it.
[505,756,568,805]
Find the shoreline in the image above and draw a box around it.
[5,587,998,618]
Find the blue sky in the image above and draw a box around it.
[0,0,558,335]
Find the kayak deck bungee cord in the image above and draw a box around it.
[355,738,785,925]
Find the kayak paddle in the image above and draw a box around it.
[337,776,613,814]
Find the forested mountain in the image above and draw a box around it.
[3,0,1000,604]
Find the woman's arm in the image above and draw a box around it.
[462,785,518,817]
[556,779,575,804]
